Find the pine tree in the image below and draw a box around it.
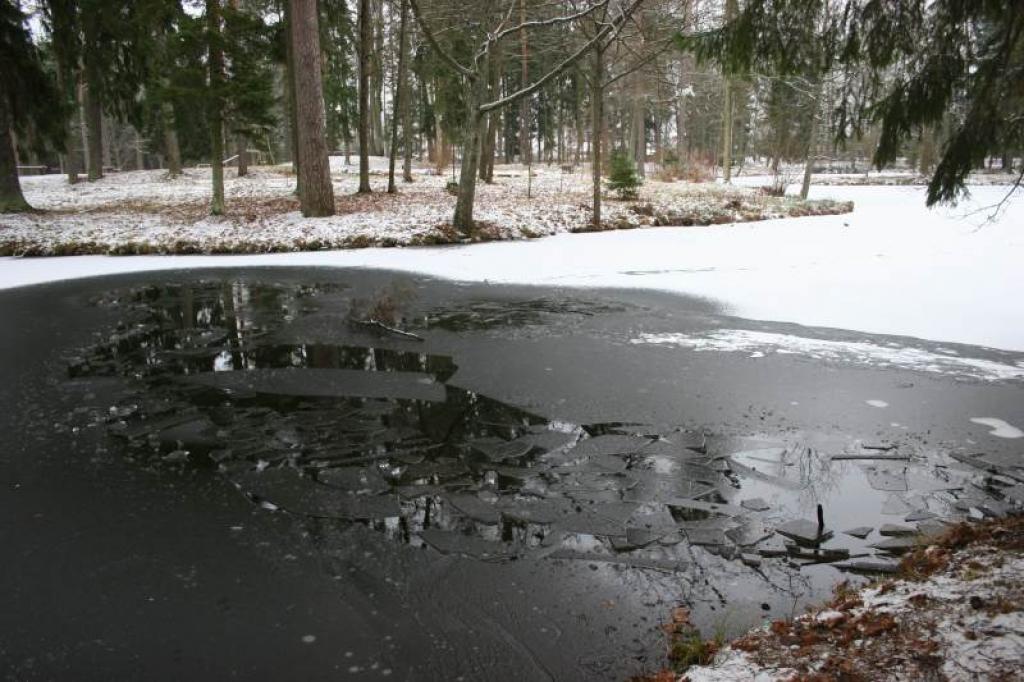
[1,2,67,212]
[606,149,641,200]
[289,0,334,216]
[680,0,1024,206]
[207,0,226,215]
[357,0,372,193]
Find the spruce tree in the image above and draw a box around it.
[607,149,642,200]
[680,0,1024,206]
[0,2,67,212]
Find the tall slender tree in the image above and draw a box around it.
[1,2,67,212]
[357,0,372,193]
[207,0,226,215]
[719,0,737,183]
[289,0,334,216]
[387,0,409,193]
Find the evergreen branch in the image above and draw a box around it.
[407,0,474,79]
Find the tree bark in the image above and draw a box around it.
[720,0,737,183]
[283,1,301,195]
[631,74,646,178]
[161,100,183,176]
[480,41,500,183]
[357,0,372,193]
[675,93,686,161]
[229,0,249,177]
[590,45,603,228]
[83,64,103,181]
[56,66,79,185]
[370,0,385,156]
[519,0,530,168]
[290,0,335,216]
[453,80,486,233]
[0,95,31,212]
[401,19,414,183]
[135,127,145,170]
[800,82,822,200]
[208,0,226,215]
[387,0,409,193]
[401,62,414,183]
[78,78,89,175]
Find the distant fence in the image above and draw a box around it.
[16,165,50,176]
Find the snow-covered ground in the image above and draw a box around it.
[684,520,1024,682]
[2,178,1022,351]
[0,161,844,255]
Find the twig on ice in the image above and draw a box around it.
[353,318,425,341]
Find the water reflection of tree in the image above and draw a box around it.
[790,445,848,515]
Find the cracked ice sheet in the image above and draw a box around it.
[2,184,1024,350]
[631,329,1024,383]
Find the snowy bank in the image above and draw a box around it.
[672,517,1024,682]
[1,180,1022,352]
[0,164,849,256]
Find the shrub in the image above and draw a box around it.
[606,150,642,200]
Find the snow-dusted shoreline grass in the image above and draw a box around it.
[0,161,852,257]
[658,517,1024,682]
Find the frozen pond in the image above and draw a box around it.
[2,268,1022,679]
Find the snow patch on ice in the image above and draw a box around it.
[969,417,1024,439]
[866,399,889,408]
[631,329,1024,382]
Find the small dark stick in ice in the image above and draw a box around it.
[816,504,825,538]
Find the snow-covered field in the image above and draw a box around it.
[0,160,846,255]
[1,165,1022,351]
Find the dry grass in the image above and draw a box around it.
[656,516,1024,682]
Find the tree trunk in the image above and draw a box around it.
[83,65,103,181]
[208,0,226,215]
[135,127,145,170]
[631,75,646,178]
[284,0,301,195]
[720,0,737,183]
[590,46,603,228]
[675,93,686,162]
[229,0,249,177]
[103,115,114,170]
[452,80,485,234]
[56,67,79,184]
[387,0,409,193]
[519,0,530,168]
[400,0,414,183]
[800,84,822,201]
[799,116,816,201]
[0,96,31,212]
[161,100,183,176]
[357,0,372,193]
[370,0,385,156]
[290,0,335,216]
[236,136,248,175]
[78,78,89,176]
[479,41,500,183]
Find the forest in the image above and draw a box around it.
[2,0,1018,228]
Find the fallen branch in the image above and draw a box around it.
[352,318,425,341]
